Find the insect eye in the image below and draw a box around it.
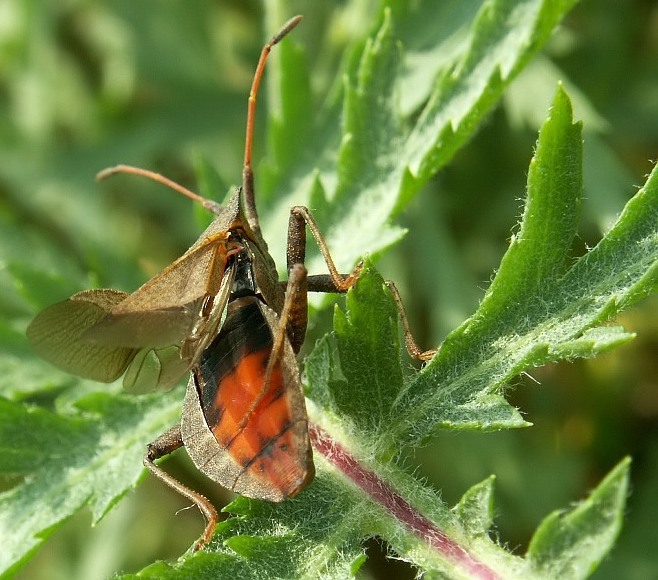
[227,231,242,245]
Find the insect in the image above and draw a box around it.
[27,15,434,549]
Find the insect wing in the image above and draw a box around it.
[180,256,236,366]
[123,260,237,392]
[122,345,186,392]
[85,233,232,349]
[181,298,313,501]
[26,289,138,382]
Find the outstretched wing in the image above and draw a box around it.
[27,289,137,382]
[85,233,232,349]
[27,229,238,391]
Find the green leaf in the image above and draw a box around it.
[259,0,580,276]
[525,457,630,577]
[124,476,370,579]
[453,476,496,536]
[0,391,180,576]
[386,85,658,448]
[306,260,404,432]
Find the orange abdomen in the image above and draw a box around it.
[196,296,311,497]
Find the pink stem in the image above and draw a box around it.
[309,423,500,580]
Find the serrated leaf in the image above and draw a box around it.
[260,0,578,276]
[387,85,658,447]
[305,264,529,444]
[0,391,181,576]
[438,393,530,431]
[330,261,404,431]
[124,474,368,579]
[550,326,635,359]
[403,0,578,184]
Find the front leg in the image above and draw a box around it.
[286,206,363,352]
[286,205,435,361]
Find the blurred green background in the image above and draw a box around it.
[1,0,657,578]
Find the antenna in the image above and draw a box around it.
[241,15,303,234]
[95,15,303,224]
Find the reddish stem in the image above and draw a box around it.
[308,424,500,580]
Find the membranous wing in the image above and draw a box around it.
[27,289,135,382]
[27,230,238,390]
[85,233,232,348]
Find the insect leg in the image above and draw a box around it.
[384,280,437,361]
[144,425,218,550]
[285,205,357,352]
[288,206,362,292]
[287,205,436,361]
[285,209,310,352]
